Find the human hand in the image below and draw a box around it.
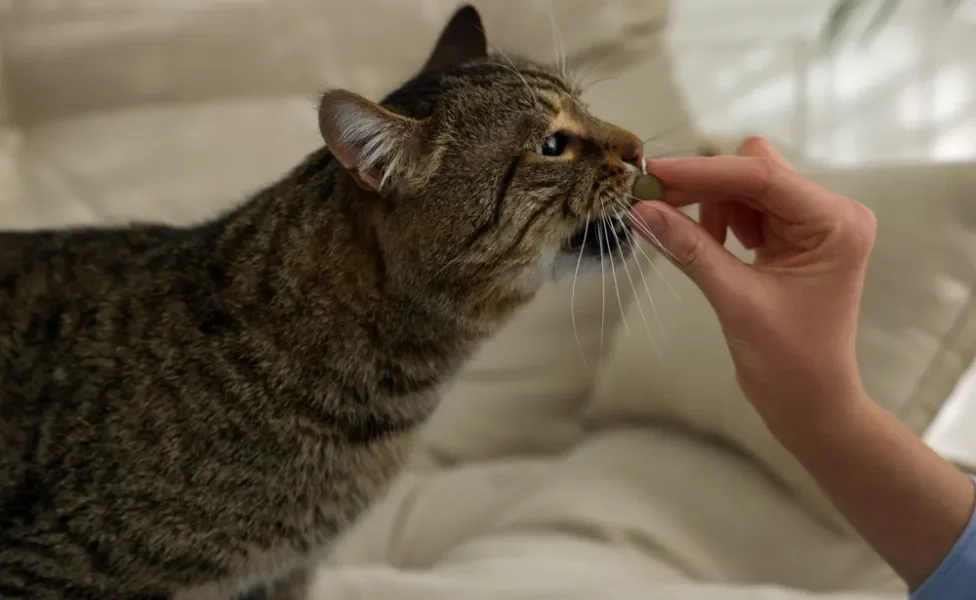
[630,137,878,427]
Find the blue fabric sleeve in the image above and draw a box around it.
[909,477,976,600]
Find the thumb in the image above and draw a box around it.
[630,201,749,305]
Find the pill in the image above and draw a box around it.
[632,174,664,200]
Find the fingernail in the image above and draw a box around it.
[632,203,668,241]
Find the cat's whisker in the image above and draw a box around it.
[641,135,676,147]
[613,208,660,358]
[640,118,695,147]
[617,209,667,327]
[642,142,677,161]
[607,213,636,336]
[546,0,569,78]
[573,48,620,93]
[619,196,684,267]
[478,28,540,105]
[641,137,674,157]
[597,221,607,359]
[546,0,561,77]
[616,197,673,256]
[492,57,540,106]
[547,0,560,75]
[571,213,591,372]
[579,76,620,97]
[636,238,682,304]
[615,198,682,303]
[603,219,629,336]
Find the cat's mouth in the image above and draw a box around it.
[560,214,634,258]
[546,184,642,281]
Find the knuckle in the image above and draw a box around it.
[849,200,877,231]
[753,154,782,198]
[853,202,878,230]
[841,201,878,254]
[679,232,706,268]
[756,154,782,179]
[737,135,768,155]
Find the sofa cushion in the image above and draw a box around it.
[2,97,322,229]
[0,0,668,125]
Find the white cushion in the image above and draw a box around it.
[1,0,669,124]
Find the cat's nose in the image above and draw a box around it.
[609,128,643,169]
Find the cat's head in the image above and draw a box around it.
[319,5,644,313]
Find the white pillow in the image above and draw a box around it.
[586,162,976,528]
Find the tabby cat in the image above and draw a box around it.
[0,5,648,600]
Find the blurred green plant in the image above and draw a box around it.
[822,0,966,49]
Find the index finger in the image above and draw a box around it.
[645,155,839,222]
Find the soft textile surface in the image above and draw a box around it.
[325,427,903,598]
[314,536,904,600]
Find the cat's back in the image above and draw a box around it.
[0,223,193,308]
[0,222,200,449]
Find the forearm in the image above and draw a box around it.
[767,391,976,589]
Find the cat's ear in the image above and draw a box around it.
[319,89,425,193]
[421,4,488,73]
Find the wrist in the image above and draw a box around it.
[757,377,873,448]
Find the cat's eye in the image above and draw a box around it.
[534,132,570,157]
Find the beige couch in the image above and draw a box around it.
[2,2,975,598]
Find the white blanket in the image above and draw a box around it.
[314,425,905,599]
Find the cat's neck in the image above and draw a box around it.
[200,150,492,412]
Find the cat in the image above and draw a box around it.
[0,5,648,600]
